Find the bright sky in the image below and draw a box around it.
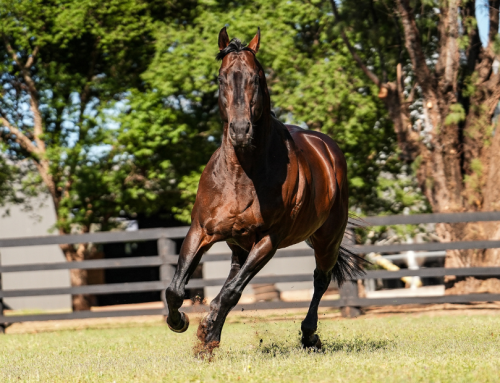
[476,0,497,46]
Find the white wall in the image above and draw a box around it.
[0,197,71,311]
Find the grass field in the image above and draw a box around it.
[1,310,500,382]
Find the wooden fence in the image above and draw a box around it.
[1,211,500,331]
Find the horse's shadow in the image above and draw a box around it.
[258,337,391,357]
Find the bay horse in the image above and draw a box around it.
[165,27,364,351]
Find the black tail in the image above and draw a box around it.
[305,216,370,286]
[332,245,367,287]
[333,216,370,286]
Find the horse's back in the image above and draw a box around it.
[264,123,347,248]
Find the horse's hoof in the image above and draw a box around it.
[302,334,322,350]
[166,312,190,333]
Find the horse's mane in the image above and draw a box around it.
[216,38,254,61]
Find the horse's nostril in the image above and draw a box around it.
[230,122,234,129]
[246,122,251,134]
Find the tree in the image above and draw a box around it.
[331,0,500,293]
[0,158,19,208]
[115,0,425,225]
[0,0,165,310]
[0,0,430,312]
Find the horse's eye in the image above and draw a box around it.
[218,76,225,84]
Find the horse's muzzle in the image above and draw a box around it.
[230,120,253,148]
[231,136,253,149]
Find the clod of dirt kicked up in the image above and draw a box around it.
[165,27,365,356]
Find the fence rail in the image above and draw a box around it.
[360,211,500,226]
[1,211,500,330]
[2,266,500,298]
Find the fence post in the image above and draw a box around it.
[0,256,5,334]
[339,280,361,318]
[158,237,176,307]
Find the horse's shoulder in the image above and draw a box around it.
[285,125,342,153]
[284,124,331,143]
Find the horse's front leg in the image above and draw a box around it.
[199,236,277,347]
[165,225,214,333]
[196,244,248,344]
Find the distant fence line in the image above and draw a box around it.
[1,211,500,330]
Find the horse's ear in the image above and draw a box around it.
[218,27,230,51]
[247,27,260,54]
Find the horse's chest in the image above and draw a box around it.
[203,189,267,238]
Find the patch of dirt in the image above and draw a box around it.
[5,315,164,334]
[5,301,500,335]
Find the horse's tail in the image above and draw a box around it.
[305,216,370,286]
[332,245,367,287]
[332,215,369,286]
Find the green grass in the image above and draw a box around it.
[1,312,500,382]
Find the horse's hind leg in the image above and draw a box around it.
[301,200,348,348]
[301,265,334,348]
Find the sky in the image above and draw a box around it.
[476,0,496,46]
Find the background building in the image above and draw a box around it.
[0,196,71,311]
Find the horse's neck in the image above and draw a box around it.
[218,119,274,178]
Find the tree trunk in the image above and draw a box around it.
[59,238,104,311]
[60,243,94,311]
[436,221,500,294]
[413,73,500,294]
[1,33,108,309]
[332,0,500,294]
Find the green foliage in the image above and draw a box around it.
[0,0,167,231]
[0,0,428,230]
[172,167,207,223]
[464,158,484,204]
[493,34,500,56]
[462,72,479,98]
[445,103,466,126]
[0,158,20,208]
[470,158,483,177]
[115,0,424,222]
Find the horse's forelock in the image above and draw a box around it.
[216,38,254,61]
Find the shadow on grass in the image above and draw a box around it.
[321,337,390,353]
[260,337,391,357]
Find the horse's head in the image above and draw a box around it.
[216,27,269,150]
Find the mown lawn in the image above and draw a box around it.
[1,311,500,382]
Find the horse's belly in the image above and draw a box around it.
[278,211,329,249]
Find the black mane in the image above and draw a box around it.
[216,38,254,61]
